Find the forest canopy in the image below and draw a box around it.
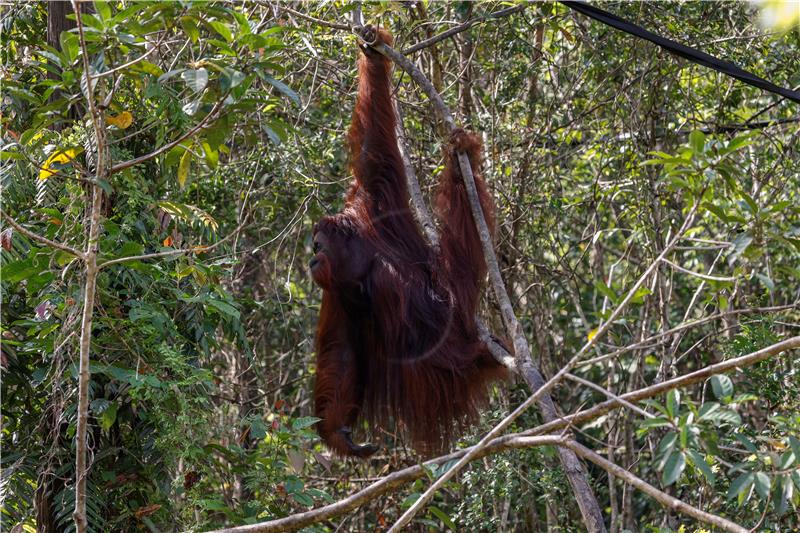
[1,1,799,532]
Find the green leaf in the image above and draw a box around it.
[739,191,759,215]
[789,436,800,462]
[778,449,794,470]
[400,493,421,509]
[774,475,791,516]
[755,273,774,292]
[702,408,741,425]
[666,390,680,418]
[686,449,715,484]
[703,202,733,223]
[727,472,754,504]
[158,68,186,84]
[209,21,233,42]
[429,506,458,530]
[207,299,240,319]
[260,74,300,106]
[662,451,686,486]
[178,148,191,189]
[99,402,118,431]
[754,472,771,499]
[689,130,705,154]
[131,60,163,77]
[181,16,200,43]
[60,31,79,63]
[262,124,282,145]
[722,133,753,154]
[182,68,208,93]
[291,416,320,430]
[698,402,720,420]
[201,142,219,168]
[731,232,753,259]
[656,432,678,458]
[220,69,246,91]
[94,1,111,22]
[291,491,313,507]
[638,416,670,430]
[593,280,617,304]
[710,375,733,400]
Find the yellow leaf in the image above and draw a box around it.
[177,149,191,188]
[106,111,133,129]
[163,236,173,247]
[587,328,599,341]
[39,148,81,181]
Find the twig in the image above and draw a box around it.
[98,218,249,269]
[92,38,162,79]
[0,211,85,259]
[213,335,799,532]
[402,4,529,55]
[393,100,439,246]
[578,304,798,368]
[561,440,747,533]
[564,373,654,420]
[523,335,800,438]
[273,3,351,31]
[108,96,228,175]
[660,257,736,282]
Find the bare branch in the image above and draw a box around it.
[1,211,85,259]
[524,335,800,438]
[92,39,161,79]
[71,3,106,532]
[206,436,565,533]
[273,3,351,31]
[660,257,736,282]
[561,440,748,533]
[217,336,799,532]
[564,373,655,421]
[578,304,798,368]
[402,4,529,55]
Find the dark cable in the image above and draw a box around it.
[560,0,800,104]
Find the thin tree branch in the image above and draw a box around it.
[98,218,249,269]
[108,96,228,175]
[206,436,565,533]
[215,335,799,532]
[274,3,351,31]
[402,3,529,55]
[561,439,748,533]
[522,335,800,438]
[564,373,654,421]
[0,211,85,259]
[578,304,797,368]
[92,38,162,79]
[660,257,736,282]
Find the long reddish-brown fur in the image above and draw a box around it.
[310,27,507,457]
